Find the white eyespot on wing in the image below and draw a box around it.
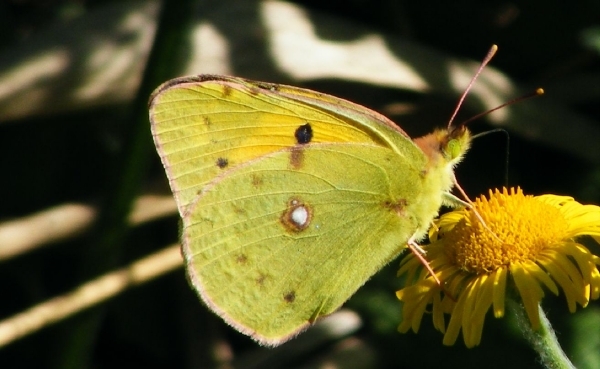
[291,205,309,227]
[280,198,311,232]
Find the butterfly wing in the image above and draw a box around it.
[149,75,417,216]
[184,143,431,345]
[149,75,442,345]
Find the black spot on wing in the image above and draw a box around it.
[294,123,313,144]
[284,291,296,303]
[216,157,229,168]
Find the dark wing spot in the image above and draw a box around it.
[232,205,247,215]
[289,123,313,167]
[289,146,304,169]
[284,291,296,303]
[216,157,229,168]
[256,273,267,286]
[294,123,313,144]
[222,85,233,97]
[251,174,263,187]
[256,82,280,92]
[384,199,408,217]
[280,198,311,232]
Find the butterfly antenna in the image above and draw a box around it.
[459,88,545,127]
[447,44,498,129]
[455,88,544,238]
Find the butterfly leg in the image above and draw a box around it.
[407,236,456,301]
[444,178,503,244]
[406,236,443,287]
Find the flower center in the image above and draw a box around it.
[445,188,570,274]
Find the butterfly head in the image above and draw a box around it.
[444,125,471,166]
[414,125,471,169]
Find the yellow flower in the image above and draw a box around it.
[396,187,600,348]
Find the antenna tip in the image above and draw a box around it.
[536,88,545,96]
[485,45,499,59]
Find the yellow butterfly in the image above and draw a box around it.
[149,51,486,345]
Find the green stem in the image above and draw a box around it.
[508,300,575,369]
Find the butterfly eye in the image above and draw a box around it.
[446,139,461,160]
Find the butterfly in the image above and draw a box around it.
[148,50,489,345]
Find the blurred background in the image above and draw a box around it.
[1,0,599,368]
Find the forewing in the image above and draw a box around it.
[149,75,420,215]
